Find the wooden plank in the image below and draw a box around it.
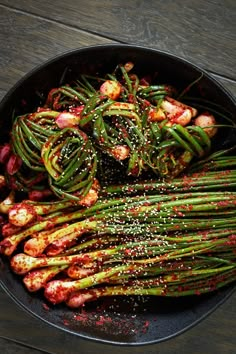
[0,0,235,79]
[0,6,235,103]
[0,287,235,354]
[0,338,46,354]
[0,6,116,97]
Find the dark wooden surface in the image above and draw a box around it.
[0,1,235,353]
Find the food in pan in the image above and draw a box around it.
[0,62,235,308]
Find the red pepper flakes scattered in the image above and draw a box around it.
[142,320,150,333]
[63,319,70,326]
[42,302,50,311]
[95,315,112,326]
[74,310,88,324]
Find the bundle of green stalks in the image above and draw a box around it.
[0,152,236,308]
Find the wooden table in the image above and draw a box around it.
[0,1,235,353]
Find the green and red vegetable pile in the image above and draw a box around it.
[0,62,235,308]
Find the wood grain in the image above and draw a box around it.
[0,5,115,97]
[0,0,235,79]
[0,337,47,354]
[0,5,235,103]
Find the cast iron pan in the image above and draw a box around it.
[0,45,235,345]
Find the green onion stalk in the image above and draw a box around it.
[103,149,236,196]
[65,268,236,308]
[41,127,98,200]
[43,64,185,177]
[4,62,235,199]
[7,110,60,191]
[45,74,99,110]
[0,62,236,308]
[1,184,236,305]
[76,67,173,176]
[1,188,235,255]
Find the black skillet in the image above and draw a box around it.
[0,45,235,345]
